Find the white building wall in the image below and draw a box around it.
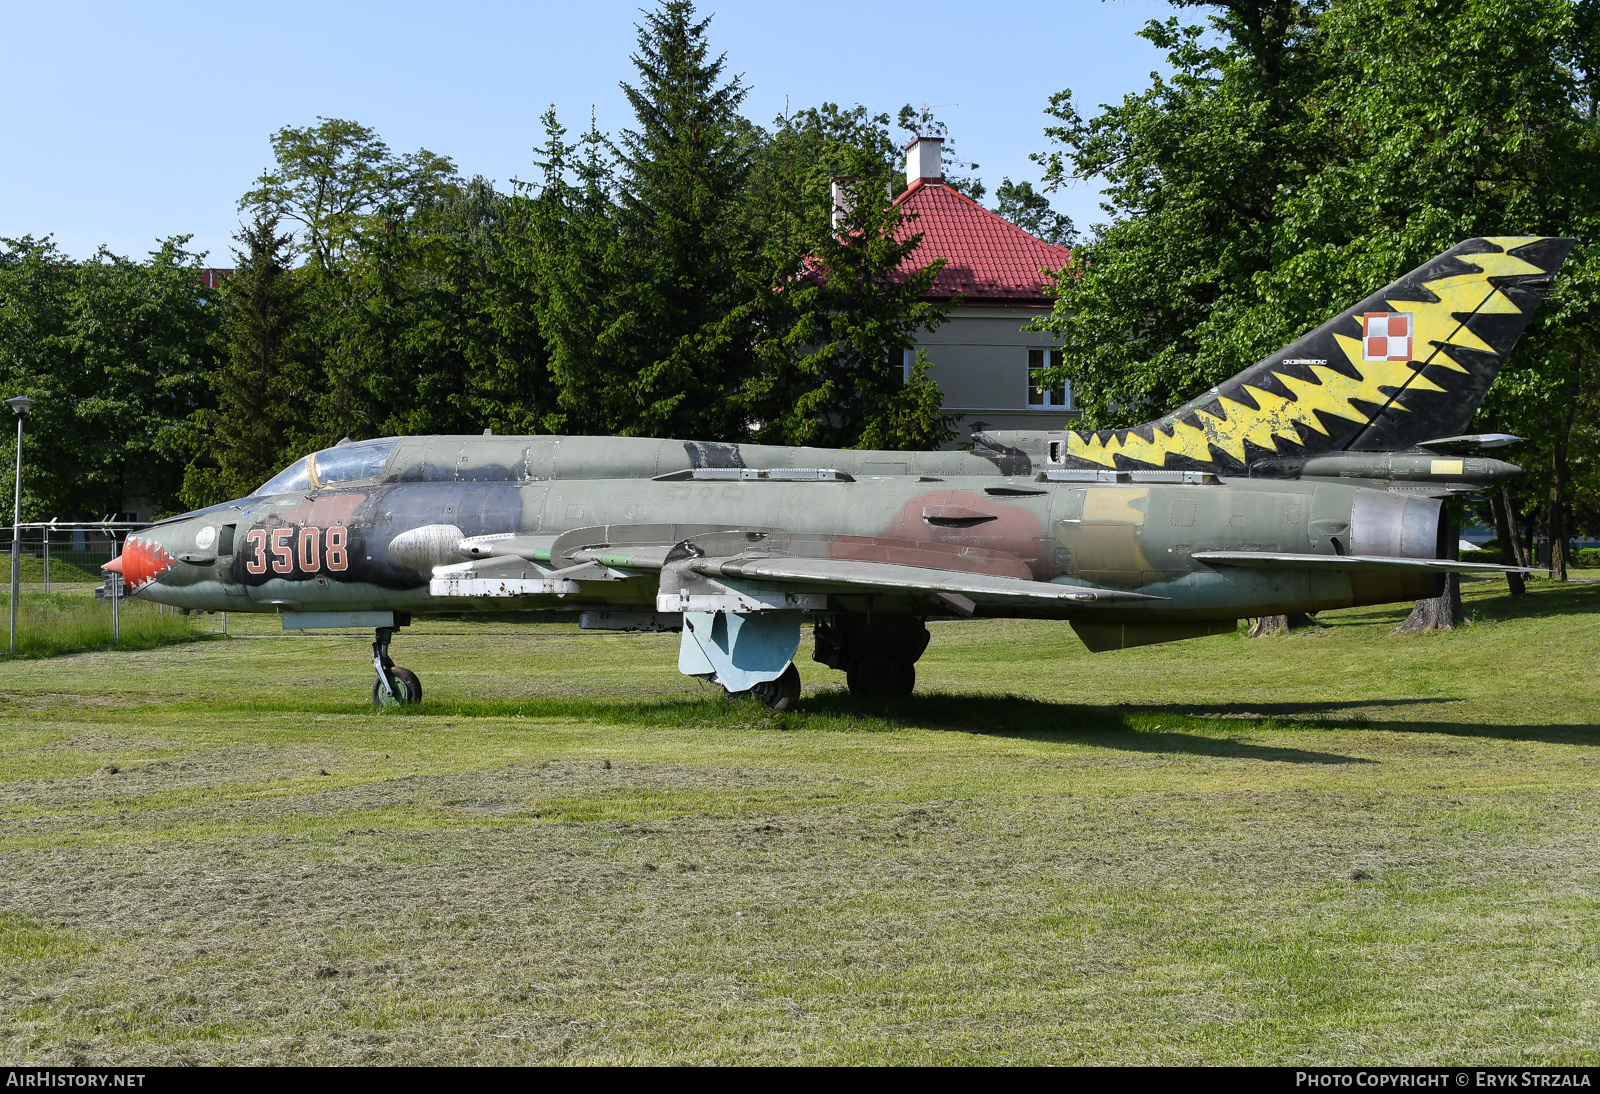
[913,305,1079,444]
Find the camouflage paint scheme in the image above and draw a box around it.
[110,238,1569,691]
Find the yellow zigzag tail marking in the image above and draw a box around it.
[1482,235,1545,251]
[1196,383,1326,463]
[1284,349,1443,419]
[1396,249,1544,373]
[1064,243,1552,469]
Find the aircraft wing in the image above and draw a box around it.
[699,555,1164,606]
[1191,551,1527,574]
[438,529,1160,611]
[551,527,1163,608]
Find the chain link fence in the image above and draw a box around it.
[2,522,223,658]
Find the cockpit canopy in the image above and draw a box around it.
[253,439,399,496]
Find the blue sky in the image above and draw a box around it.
[1,0,1177,264]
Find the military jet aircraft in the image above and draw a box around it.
[106,236,1570,710]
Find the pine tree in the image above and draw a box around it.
[508,109,630,435]
[181,208,309,508]
[604,0,760,439]
[756,174,956,450]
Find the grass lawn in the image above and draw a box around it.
[0,574,1597,1064]
[0,589,204,661]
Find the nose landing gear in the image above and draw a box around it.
[371,625,422,708]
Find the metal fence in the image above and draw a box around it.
[2,521,131,592]
[3,521,137,588]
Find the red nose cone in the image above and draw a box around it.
[106,536,175,592]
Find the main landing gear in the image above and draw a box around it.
[813,615,930,700]
[371,624,422,708]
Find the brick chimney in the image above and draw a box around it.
[905,135,944,187]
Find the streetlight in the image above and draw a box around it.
[7,395,34,655]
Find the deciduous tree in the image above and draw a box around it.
[994,179,1076,246]
[0,236,219,519]
[1032,0,1600,621]
[241,118,457,278]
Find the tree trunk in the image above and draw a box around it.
[1546,350,1582,584]
[1549,451,1571,583]
[1506,490,1533,568]
[1391,572,1465,632]
[1247,613,1320,637]
[1547,493,1568,582]
[1392,514,1465,633]
[1490,487,1527,596]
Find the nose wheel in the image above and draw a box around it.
[371,626,422,708]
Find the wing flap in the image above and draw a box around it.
[1191,551,1526,574]
[704,555,1164,604]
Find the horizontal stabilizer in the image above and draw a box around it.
[1414,434,1520,454]
[1191,551,1527,574]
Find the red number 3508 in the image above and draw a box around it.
[244,526,349,576]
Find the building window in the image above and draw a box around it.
[1028,349,1070,408]
[903,347,914,384]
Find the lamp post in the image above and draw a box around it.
[7,395,35,655]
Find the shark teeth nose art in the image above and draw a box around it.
[103,536,176,592]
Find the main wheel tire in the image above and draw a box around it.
[371,666,423,708]
[751,663,802,712]
[846,652,915,699]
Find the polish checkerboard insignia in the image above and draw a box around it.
[1363,311,1413,362]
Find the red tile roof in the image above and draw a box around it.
[893,179,1071,304]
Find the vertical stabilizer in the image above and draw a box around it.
[1058,237,1575,473]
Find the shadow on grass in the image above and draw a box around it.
[1463,579,1600,623]
[1133,699,1600,745]
[1141,698,1447,717]
[175,690,1384,764]
[792,691,1375,764]
[920,692,1599,749]
[172,681,1600,754]
[1339,720,1600,745]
